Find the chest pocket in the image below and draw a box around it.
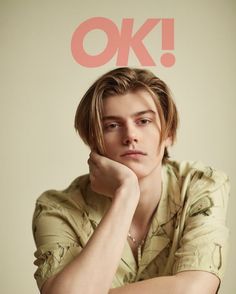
[189,196,213,217]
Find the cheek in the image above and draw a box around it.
[148,129,161,149]
[103,134,120,154]
[104,133,118,145]
[155,141,167,159]
[147,124,161,139]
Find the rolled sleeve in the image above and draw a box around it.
[173,173,230,281]
[32,197,83,290]
[34,242,82,290]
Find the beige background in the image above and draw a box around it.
[1,0,235,293]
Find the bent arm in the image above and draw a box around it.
[42,183,139,294]
[108,271,219,294]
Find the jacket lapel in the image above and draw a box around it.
[137,164,182,275]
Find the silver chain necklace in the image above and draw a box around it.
[128,231,146,265]
[128,232,145,246]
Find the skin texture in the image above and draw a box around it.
[42,90,220,294]
[101,90,171,179]
[90,90,172,243]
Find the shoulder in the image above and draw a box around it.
[32,174,92,242]
[35,174,91,211]
[167,159,228,181]
[166,159,229,188]
[165,160,230,208]
[33,174,111,225]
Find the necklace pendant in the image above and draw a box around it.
[128,232,137,243]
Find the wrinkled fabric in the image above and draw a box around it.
[32,160,230,290]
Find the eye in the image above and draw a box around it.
[103,122,120,131]
[136,118,152,125]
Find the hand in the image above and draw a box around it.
[88,152,140,200]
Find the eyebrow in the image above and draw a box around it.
[102,110,156,121]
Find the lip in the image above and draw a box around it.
[120,150,147,157]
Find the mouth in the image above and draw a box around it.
[120,150,147,157]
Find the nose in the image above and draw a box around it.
[122,124,138,146]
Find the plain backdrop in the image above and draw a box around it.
[1,0,235,293]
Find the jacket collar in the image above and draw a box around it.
[121,163,182,275]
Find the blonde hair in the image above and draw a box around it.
[74,67,178,162]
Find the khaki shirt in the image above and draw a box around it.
[32,160,230,291]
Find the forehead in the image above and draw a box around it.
[102,90,157,117]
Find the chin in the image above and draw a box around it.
[126,161,162,180]
[124,164,151,179]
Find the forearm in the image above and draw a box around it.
[109,276,183,294]
[44,189,139,294]
[109,272,219,294]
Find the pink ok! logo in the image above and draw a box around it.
[71,17,175,68]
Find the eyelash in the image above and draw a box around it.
[103,118,152,131]
[104,122,120,130]
[137,118,152,125]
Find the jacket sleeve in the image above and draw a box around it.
[172,167,230,282]
[32,191,84,291]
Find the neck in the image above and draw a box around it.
[131,163,163,230]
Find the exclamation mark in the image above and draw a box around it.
[160,19,175,67]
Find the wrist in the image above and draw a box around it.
[115,176,140,205]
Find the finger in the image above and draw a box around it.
[88,153,97,167]
[87,158,97,174]
[90,151,104,166]
[90,151,100,160]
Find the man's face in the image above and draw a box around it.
[102,90,171,179]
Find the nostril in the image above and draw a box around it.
[123,137,138,145]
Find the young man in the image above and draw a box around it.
[32,67,229,294]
